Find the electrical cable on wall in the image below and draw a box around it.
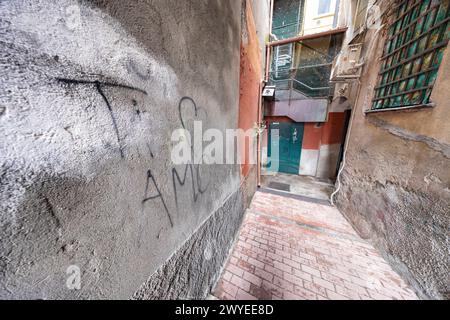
[330,21,386,205]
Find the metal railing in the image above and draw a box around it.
[268,64,333,101]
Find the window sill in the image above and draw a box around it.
[364,103,435,114]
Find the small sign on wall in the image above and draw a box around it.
[262,85,276,98]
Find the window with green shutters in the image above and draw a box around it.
[371,0,450,111]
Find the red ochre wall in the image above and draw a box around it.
[320,112,347,145]
[238,0,263,178]
[264,116,293,124]
[301,112,347,148]
[302,123,322,150]
[301,112,348,179]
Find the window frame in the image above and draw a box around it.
[353,0,369,34]
[317,0,333,16]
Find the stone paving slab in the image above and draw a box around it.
[213,191,419,300]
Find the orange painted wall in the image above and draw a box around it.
[238,1,262,178]
[264,115,293,123]
[321,112,346,145]
[302,123,322,150]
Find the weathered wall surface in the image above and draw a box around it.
[134,166,257,299]
[249,0,271,78]
[238,0,265,178]
[335,0,450,300]
[0,0,247,299]
[135,0,270,295]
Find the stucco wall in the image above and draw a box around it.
[0,0,248,299]
[335,0,450,300]
[239,0,266,178]
[249,0,271,78]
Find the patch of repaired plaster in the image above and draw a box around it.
[367,116,450,159]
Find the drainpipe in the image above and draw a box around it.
[258,0,274,187]
[265,0,274,83]
[265,46,271,83]
[257,82,262,187]
[269,0,274,38]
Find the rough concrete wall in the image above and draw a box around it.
[335,0,450,300]
[134,166,257,299]
[0,0,244,299]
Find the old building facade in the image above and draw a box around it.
[334,0,450,299]
[262,0,350,180]
[0,0,269,299]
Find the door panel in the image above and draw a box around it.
[268,122,303,174]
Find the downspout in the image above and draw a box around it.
[269,0,274,38]
[258,0,274,187]
[265,46,271,83]
[265,0,274,83]
[257,82,262,187]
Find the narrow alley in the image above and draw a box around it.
[213,190,418,300]
[1,0,449,304]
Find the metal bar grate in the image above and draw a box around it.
[371,0,450,111]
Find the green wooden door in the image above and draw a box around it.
[268,122,303,174]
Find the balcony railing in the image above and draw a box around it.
[268,63,333,101]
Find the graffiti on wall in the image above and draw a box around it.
[56,78,148,158]
[57,77,210,236]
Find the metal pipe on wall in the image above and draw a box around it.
[258,0,274,187]
[257,81,262,187]
[265,0,274,83]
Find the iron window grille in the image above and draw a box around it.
[371,0,450,111]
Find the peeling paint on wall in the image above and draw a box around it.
[367,116,450,159]
[238,0,265,178]
[335,0,450,300]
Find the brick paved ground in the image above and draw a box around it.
[213,191,418,300]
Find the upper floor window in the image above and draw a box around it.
[272,0,304,40]
[318,0,332,15]
[371,0,450,111]
[353,0,369,32]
